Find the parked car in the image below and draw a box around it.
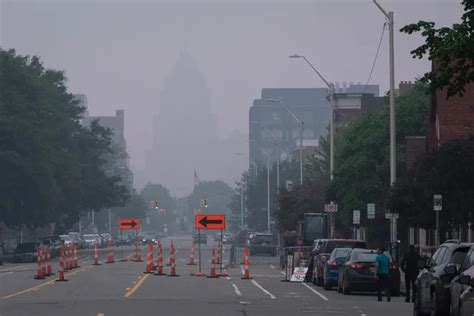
[223,233,234,244]
[193,232,208,244]
[450,245,474,316]
[313,239,366,286]
[83,234,101,248]
[68,232,84,248]
[414,242,472,316]
[100,233,113,246]
[39,236,61,257]
[248,233,278,256]
[322,247,352,290]
[116,235,132,246]
[141,231,158,244]
[13,242,40,263]
[337,248,400,296]
[59,235,73,246]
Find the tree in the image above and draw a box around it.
[388,138,474,239]
[0,49,129,230]
[324,82,430,242]
[186,180,233,217]
[401,0,474,97]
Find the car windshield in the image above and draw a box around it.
[253,235,274,243]
[450,247,470,264]
[333,248,351,259]
[353,252,377,262]
[83,235,97,240]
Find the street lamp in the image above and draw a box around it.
[373,0,397,245]
[250,121,280,194]
[249,139,271,233]
[266,98,304,185]
[289,54,336,181]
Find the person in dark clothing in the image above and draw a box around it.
[401,245,420,303]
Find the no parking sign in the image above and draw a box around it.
[290,267,308,282]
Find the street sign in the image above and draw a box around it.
[194,214,226,230]
[434,194,442,211]
[324,202,338,213]
[290,267,308,282]
[367,203,375,219]
[385,213,399,219]
[119,218,141,230]
[353,210,361,225]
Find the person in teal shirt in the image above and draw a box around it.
[375,247,391,302]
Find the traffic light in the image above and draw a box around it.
[204,198,208,208]
[149,200,159,210]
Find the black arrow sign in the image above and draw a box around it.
[122,220,138,228]
[198,216,223,228]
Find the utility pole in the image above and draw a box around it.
[250,140,271,233]
[374,0,397,243]
[240,183,244,229]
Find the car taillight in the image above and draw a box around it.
[330,261,338,268]
[350,263,363,269]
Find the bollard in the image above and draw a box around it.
[167,243,179,277]
[55,246,68,282]
[73,243,79,268]
[92,240,101,265]
[134,240,143,262]
[144,243,153,274]
[207,246,219,278]
[187,240,196,265]
[46,246,54,276]
[241,245,252,280]
[106,240,115,264]
[34,247,45,280]
[154,241,166,276]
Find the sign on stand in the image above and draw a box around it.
[290,267,308,282]
[119,218,141,230]
[324,202,338,213]
[195,214,226,230]
[433,195,442,211]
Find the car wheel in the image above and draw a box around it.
[337,283,342,293]
[413,296,427,316]
[315,271,323,286]
[323,278,331,291]
[342,277,351,295]
[430,291,439,316]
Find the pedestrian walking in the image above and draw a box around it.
[401,245,420,303]
[375,247,391,302]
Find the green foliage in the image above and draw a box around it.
[187,181,233,216]
[0,49,129,229]
[401,0,474,97]
[325,83,430,238]
[389,138,474,238]
[112,193,147,219]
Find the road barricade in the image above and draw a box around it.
[144,243,154,273]
[207,246,219,278]
[55,246,68,282]
[241,245,252,280]
[187,240,196,265]
[73,243,79,268]
[134,240,143,262]
[92,240,101,265]
[106,240,115,264]
[34,247,45,280]
[167,242,179,277]
[155,241,166,276]
[46,246,54,276]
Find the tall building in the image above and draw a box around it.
[81,104,133,191]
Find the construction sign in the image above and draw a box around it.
[194,214,226,230]
[119,218,141,230]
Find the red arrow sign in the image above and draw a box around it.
[195,214,226,230]
[119,218,141,230]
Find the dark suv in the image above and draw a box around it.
[312,239,366,286]
[414,242,472,316]
[249,233,277,256]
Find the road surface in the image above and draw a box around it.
[0,234,412,315]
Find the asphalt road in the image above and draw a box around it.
[0,234,413,316]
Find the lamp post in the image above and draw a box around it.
[266,98,304,185]
[373,0,397,245]
[250,121,280,194]
[250,139,271,233]
[289,54,336,181]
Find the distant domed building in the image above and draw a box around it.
[146,51,221,195]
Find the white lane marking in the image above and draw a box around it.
[232,283,242,296]
[251,280,276,299]
[280,271,286,275]
[302,283,329,301]
[0,265,28,272]
[361,314,367,316]
[226,276,231,280]
[0,272,14,277]
[270,265,275,269]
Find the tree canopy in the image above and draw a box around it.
[401,0,474,97]
[0,49,129,229]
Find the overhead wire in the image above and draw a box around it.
[362,22,387,94]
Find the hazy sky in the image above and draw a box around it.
[1,0,463,183]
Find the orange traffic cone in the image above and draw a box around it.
[167,244,179,277]
[34,247,45,280]
[55,246,68,282]
[154,241,166,276]
[92,240,101,265]
[134,240,143,262]
[187,240,196,265]
[106,240,115,264]
[241,245,252,280]
[46,246,54,276]
[73,243,79,268]
[207,246,219,278]
[144,243,153,274]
